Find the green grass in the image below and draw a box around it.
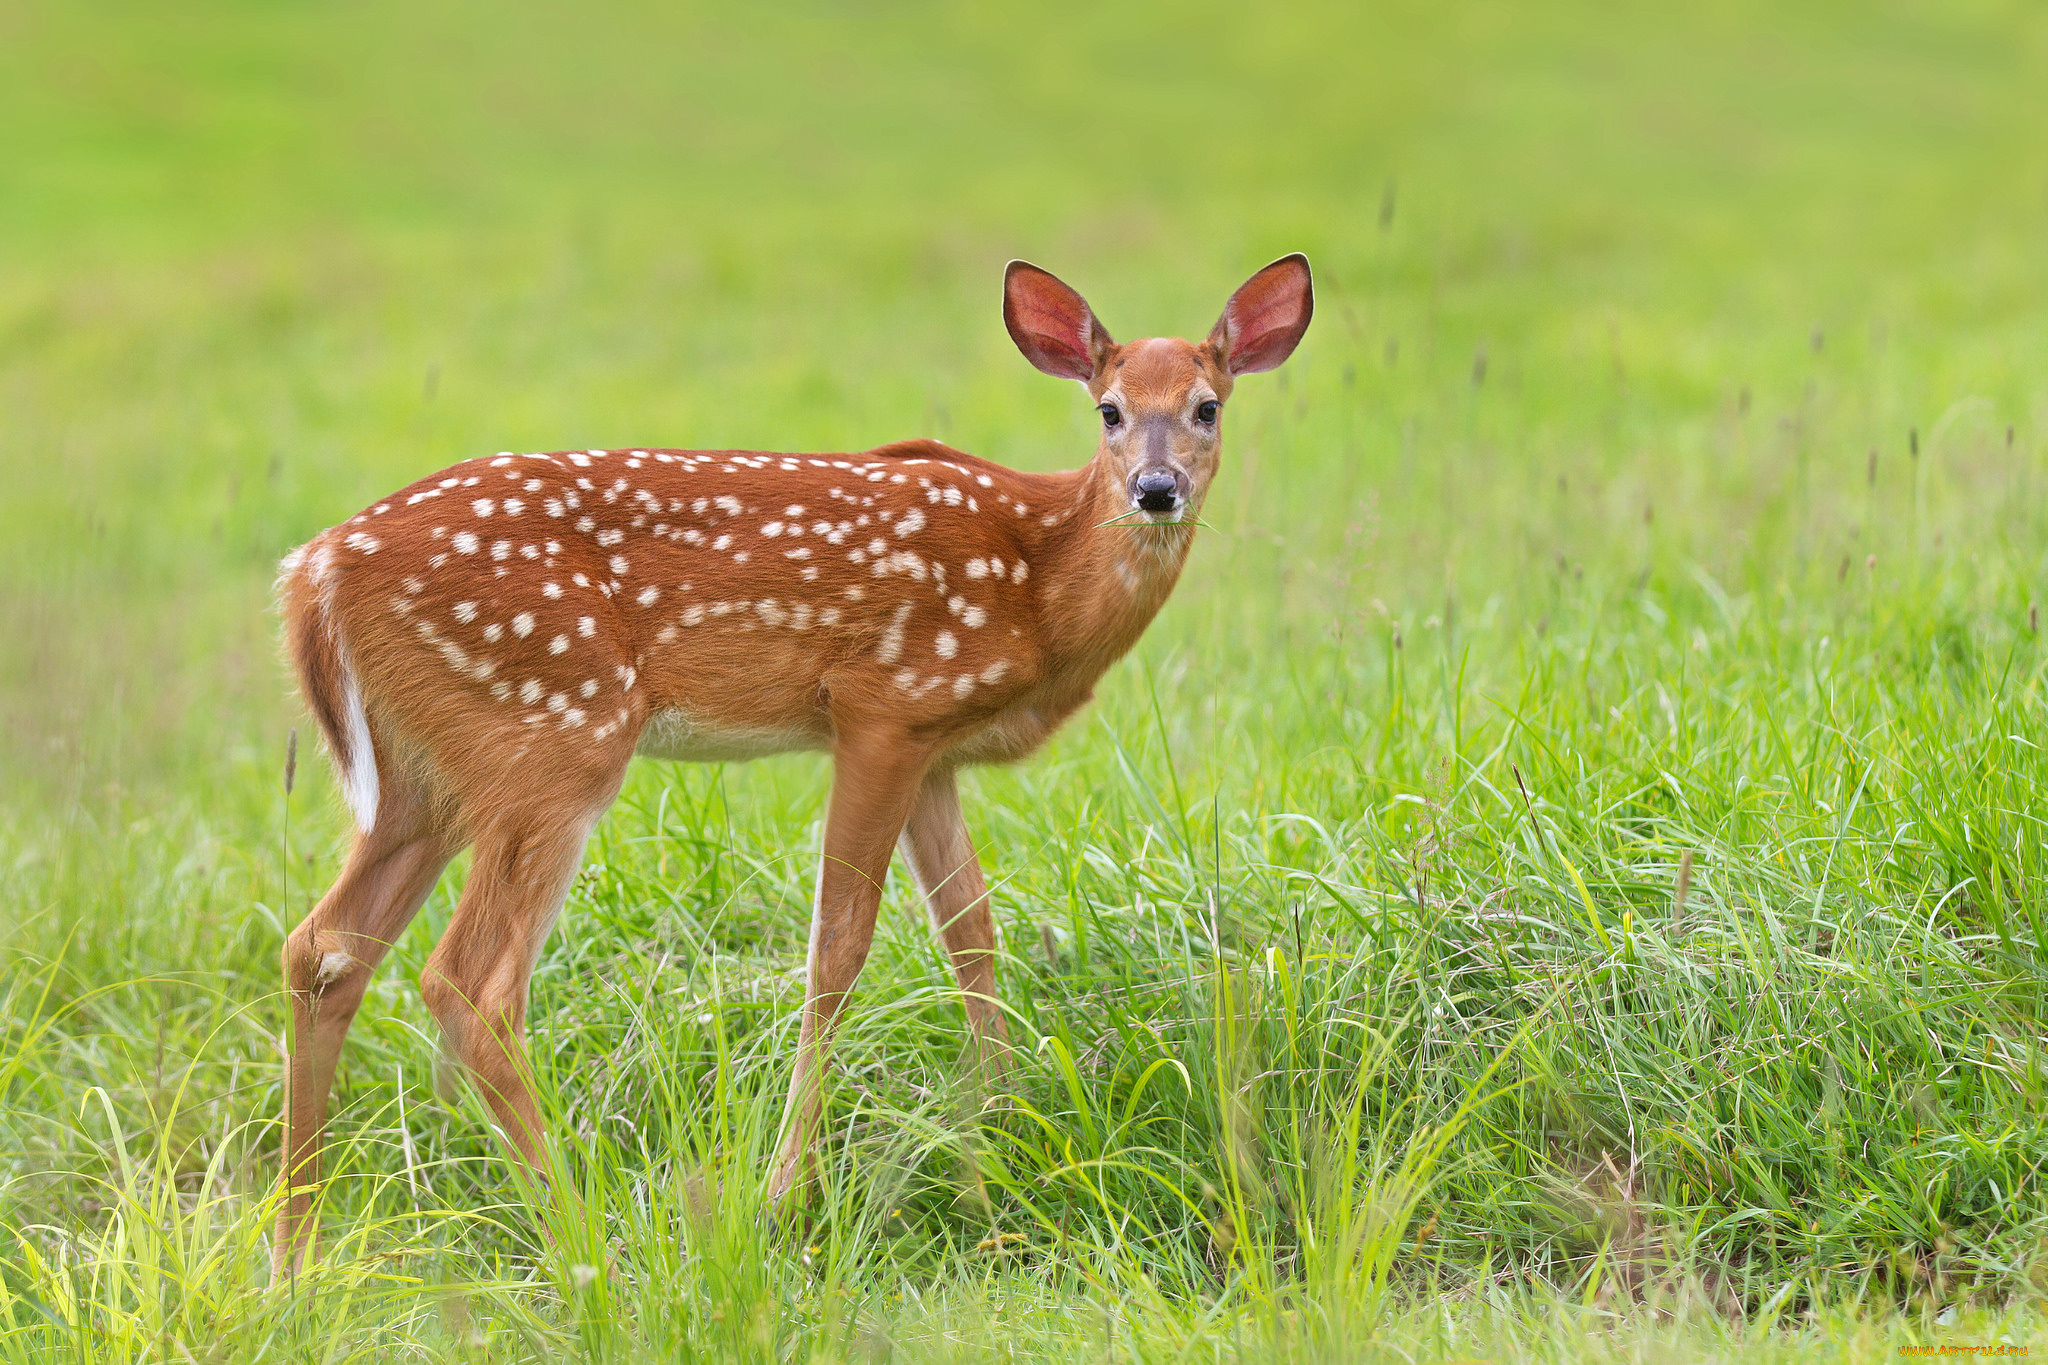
[6,0,2048,1358]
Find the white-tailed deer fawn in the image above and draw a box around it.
[272,254,1312,1275]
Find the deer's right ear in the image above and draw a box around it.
[1004,261,1113,382]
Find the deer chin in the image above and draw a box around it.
[1125,518,1197,570]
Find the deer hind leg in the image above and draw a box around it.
[276,766,459,1281]
[898,766,1011,1068]
[418,787,616,1183]
[770,726,937,1206]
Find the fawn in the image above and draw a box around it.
[272,254,1312,1275]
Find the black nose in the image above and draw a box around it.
[1134,470,1180,513]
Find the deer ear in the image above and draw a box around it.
[1004,261,1113,382]
[1208,253,1313,375]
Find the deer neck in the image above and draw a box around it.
[1028,455,1197,678]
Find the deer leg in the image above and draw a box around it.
[769,727,936,1206]
[419,804,606,1184]
[276,777,457,1281]
[898,766,1011,1074]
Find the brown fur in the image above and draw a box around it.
[270,255,1311,1276]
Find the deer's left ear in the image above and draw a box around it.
[1208,253,1313,375]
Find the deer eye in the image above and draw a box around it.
[1098,403,1122,428]
[1195,400,1219,424]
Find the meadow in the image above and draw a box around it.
[5,1,2048,1359]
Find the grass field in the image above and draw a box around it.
[6,1,2048,1359]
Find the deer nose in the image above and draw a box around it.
[1133,469,1181,514]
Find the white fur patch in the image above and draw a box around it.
[335,640,380,833]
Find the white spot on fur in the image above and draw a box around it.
[875,603,912,664]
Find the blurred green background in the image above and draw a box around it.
[8,2,2048,1358]
[8,0,2043,796]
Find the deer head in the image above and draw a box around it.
[1003,253,1314,522]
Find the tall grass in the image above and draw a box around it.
[11,581,2048,1357]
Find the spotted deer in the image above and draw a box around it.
[271,254,1312,1274]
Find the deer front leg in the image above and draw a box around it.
[899,766,1011,1078]
[769,727,936,1207]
